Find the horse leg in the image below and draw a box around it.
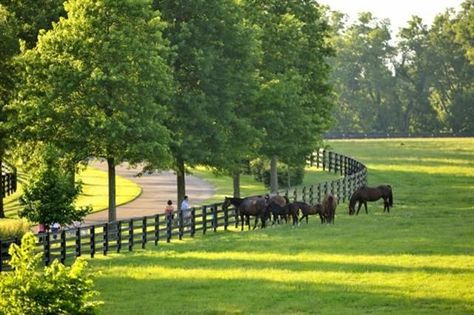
[356,202,362,215]
[253,216,259,230]
[240,214,244,231]
[364,201,368,214]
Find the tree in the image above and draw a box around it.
[12,0,173,221]
[0,0,65,49]
[428,9,474,133]
[0,5,19,218]
[245,0,334,192]
[155,0,262,204]
[394,16,440,133]
[329,12,397,134]
[18,144,91,226]
[454,0,474,64]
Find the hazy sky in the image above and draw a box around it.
[317,0,464,33]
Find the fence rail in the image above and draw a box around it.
[0,149,367,271]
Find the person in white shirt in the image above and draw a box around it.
[180,195,191,228]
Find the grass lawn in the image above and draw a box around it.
[83,138,474,314]
[3,165,140,218]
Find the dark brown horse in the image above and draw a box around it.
[322,193,337,224]
[299,203,324,224]
[236,196,268,230]
[349,185,393,215]
[222,197,246,228]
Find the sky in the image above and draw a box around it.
[317,0,464,34]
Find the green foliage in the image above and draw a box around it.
[0,232,101,314]
[18,145,91,225]
[0,0,65,49]
[0,218,29,239]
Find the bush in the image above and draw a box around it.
[18,145,91,226]
[0,219,30,240]
[0,232,102,314]
[251,159,305,188]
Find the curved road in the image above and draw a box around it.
[84,162,215,225]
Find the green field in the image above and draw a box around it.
[88,138,474,314]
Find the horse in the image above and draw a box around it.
[322,193,337,224]
[222,197,246,228]
[264,194,289,224]
[348,185,393,215]
[299,203,324,224]
[235,196,268,231]
[286,201,312,225]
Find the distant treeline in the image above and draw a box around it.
[326,1,473,135]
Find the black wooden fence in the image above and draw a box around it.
[0,149,367,271]
[1,163,17,199]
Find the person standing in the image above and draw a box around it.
[180,195,191,228]
[165,200,174,219]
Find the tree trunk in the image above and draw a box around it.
[67,160,76,188]
[177,158,186,210]
[233,170,240,198]
[107,157,116,222]
[270,156,278,194]
[0,158,5,218]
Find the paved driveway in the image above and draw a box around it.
[83,162,215,225]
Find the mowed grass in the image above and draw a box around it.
[3,165,141,218]
[89,138,474,314]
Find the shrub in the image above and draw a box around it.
[18,145,91,226]
[0,232,102,314]
[0,219,30,240]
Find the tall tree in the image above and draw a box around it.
[394,16,440,133]
[245,0,334,193]
[0,5,19,218]
[428,9,474,133]
[155,0,261,205]
[329,12,396,134]
[12,0,173,221]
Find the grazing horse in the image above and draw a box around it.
[236,196,268,230]
[322,193,338,224]
[286,201,311,225]
[299,203,324,224]
[348,185,393,215]
[265,194,289,224]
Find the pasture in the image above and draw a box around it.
[89,138,474,314]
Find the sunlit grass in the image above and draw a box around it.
[88,138,474,314]
[75,166,141,212]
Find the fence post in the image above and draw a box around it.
[322,150,326,171]
[128,220,133,251]
[60,230,66,264]
[103,223,109,256]
[90,226,95,258]
[178,209,184,240]
[213,205,218,232]
[166,215,172,243]
[75,229,81,257]
[191,208,196,237]
[117,221,122,253]
[44,233,51,266]
[154,214,160,245]
[302,186,307,203]
[203,206,207,235]
[142,217,147,249]
[224,204,228,231]
[309,185,314,204]
[293,188,298,202]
